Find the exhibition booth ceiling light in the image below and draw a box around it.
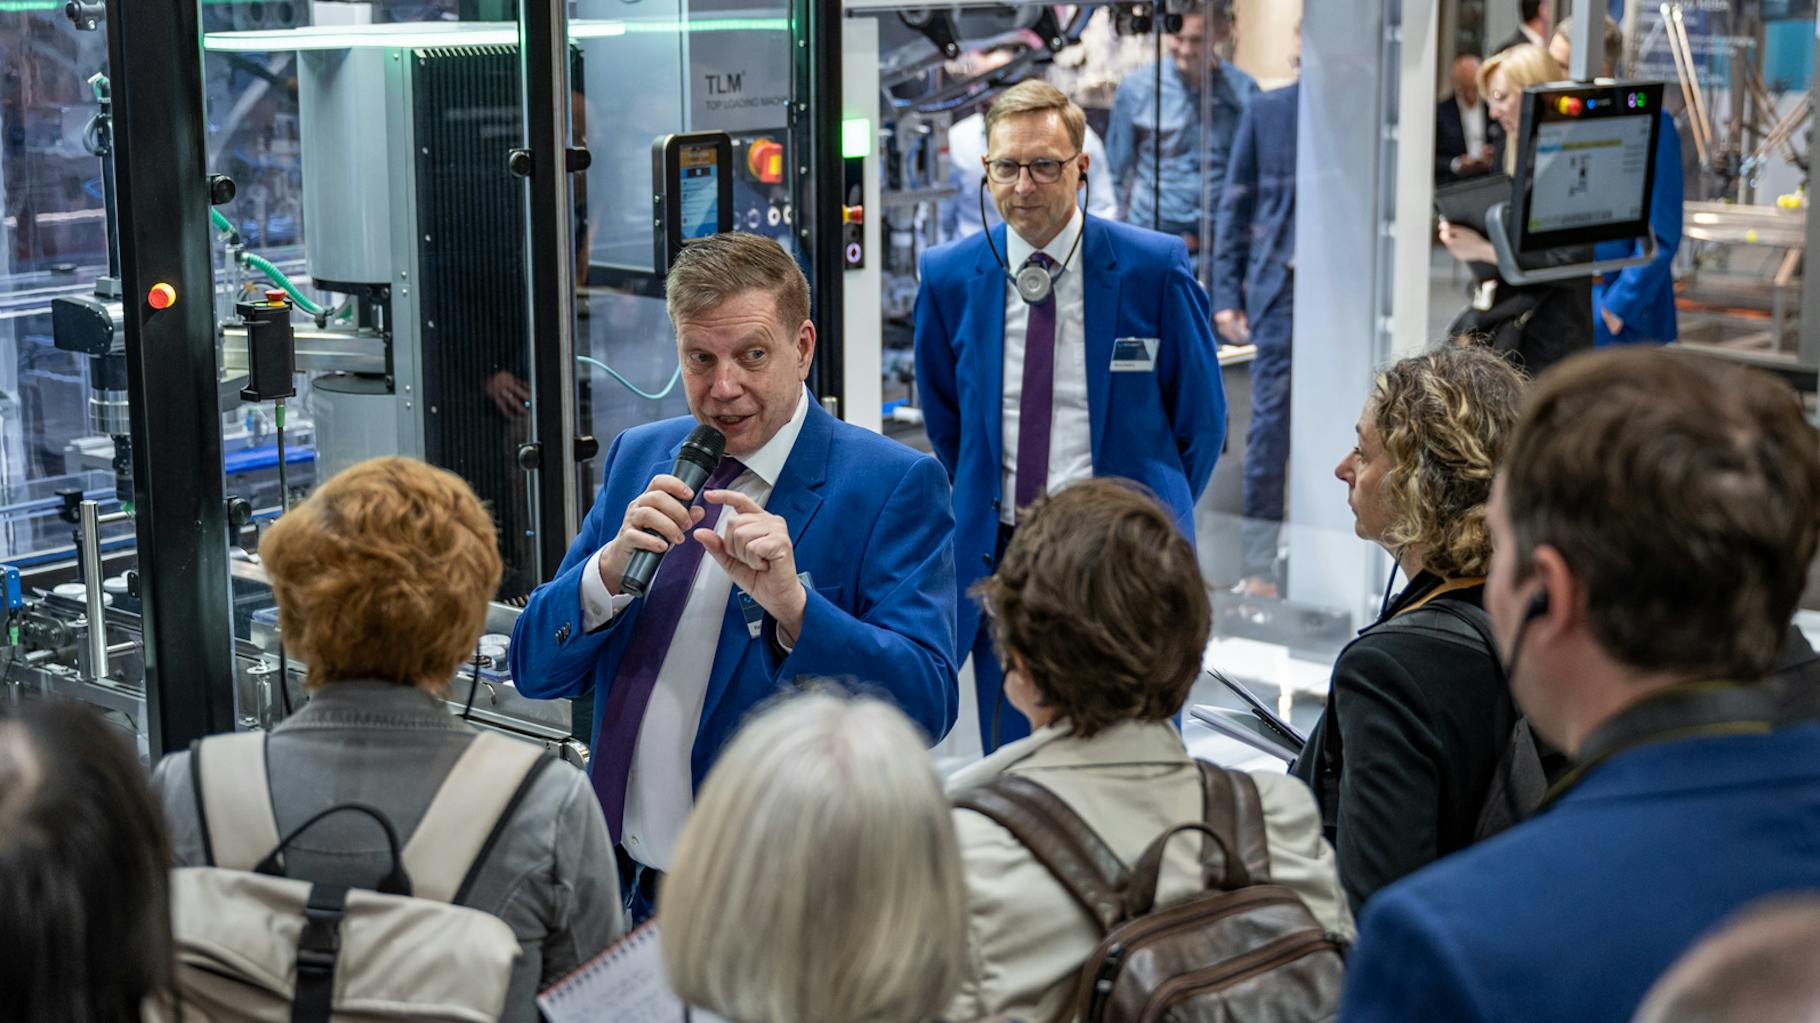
[202,18,789,52]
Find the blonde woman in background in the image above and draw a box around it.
[662,690,968,1023]
[1437,44,1594,374]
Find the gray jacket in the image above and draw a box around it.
[151,680,623,1023]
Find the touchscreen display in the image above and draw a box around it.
[1526,112,1652,235]
[677,142,721,241]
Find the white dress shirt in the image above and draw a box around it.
[1000,207,1093,525]
[576,387,809,869]
[1458,95,1487,157]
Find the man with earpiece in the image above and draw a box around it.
[914,79,1226,753]
[1340,349,1820,1023]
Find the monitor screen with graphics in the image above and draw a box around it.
[1510,81,1664,252]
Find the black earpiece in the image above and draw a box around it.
[1524,591,1550,621]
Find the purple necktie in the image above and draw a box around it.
[1015,252,1058,520]
[592,455,747,843]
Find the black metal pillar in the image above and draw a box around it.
[795,0,844,414]
[518,0,581,580]
[105,0,235,753]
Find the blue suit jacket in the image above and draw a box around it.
[913,215,1227,648]
[1594,110,1683,344]
[509,403,960,789]
[1213,82,1298,326]
[1340,723,1820,1023]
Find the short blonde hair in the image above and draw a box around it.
[660,690,967,1023]
[984,79,1087,154]
[664,231,810,332]
[1370,344,1526,579]
[1480,44,1566,173]
[260,456,502,692]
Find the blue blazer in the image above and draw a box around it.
[509,403,960,789]
[1340,723,1820,1023]
[1213,82,1298,325]
[1594,110,1683,345]
[913,215,1227,648]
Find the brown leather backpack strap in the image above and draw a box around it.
[952,774,1128,931]
[1120,821,1242,919]
[1196,762,1272,888]
[1221,765,1275,883]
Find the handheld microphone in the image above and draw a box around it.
[620,423,726,598]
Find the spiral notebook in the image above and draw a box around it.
[538,921,730,1023]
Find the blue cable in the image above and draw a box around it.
[576,356,682,401]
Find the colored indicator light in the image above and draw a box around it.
[1556,96,1584,116]
[841,117,871,160]
[147,283,176,310]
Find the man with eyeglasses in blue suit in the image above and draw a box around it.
[915,79,1226,753]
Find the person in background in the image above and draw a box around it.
[1340,350,1820,1023]
[944,47,1118,239]
[661,690,967,1023]
[0,701,173,1023]
[1436,53,1503,185]
[915,80,1226,752]
[1493,0,1552,55]
[154,456,624,1023]
[1549,15,1684,345]
[1290,344,1528,911]
[945,478,1352,1021]
[1214,24,1299,598]
[1438,45,1594,374]
[1632,895,1820,1023]
[1106,5,1259,259]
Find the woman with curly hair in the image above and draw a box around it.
[1289,343,1529,911]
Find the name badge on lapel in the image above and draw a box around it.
[737,571,815,640]
[1110,337,1159,373]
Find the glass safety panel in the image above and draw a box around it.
[568,0,801,501]
[1627,1,1816,364]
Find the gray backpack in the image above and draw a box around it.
[150,731,554,1023]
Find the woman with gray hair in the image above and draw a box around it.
[660,689,968,1023]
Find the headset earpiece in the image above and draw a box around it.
[1525,591,1550,621]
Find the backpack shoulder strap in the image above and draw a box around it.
[952,774,1128,932]
[1376,598,1499,666]
[1199,761,1272,885]
[193,732,282,871]
[402,731,555,904]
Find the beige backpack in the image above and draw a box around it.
[149,730,554,1023]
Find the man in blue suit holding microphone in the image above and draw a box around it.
[915,80,1226,752]
[513,232,958,920]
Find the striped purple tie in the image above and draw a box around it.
[1015,252,1057,519]
[592,455,747,842]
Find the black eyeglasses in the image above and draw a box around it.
[985,152,1081,184]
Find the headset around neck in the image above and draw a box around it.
[977,167,1089,305]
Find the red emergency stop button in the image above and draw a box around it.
[747,139,785,185]
[264,289,288,305]
[842,205,864,225]
[147,283,177,310]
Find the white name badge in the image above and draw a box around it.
[737,571,814,640]
[1111,336,1160,373]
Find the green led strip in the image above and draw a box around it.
[0,1,64,12]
